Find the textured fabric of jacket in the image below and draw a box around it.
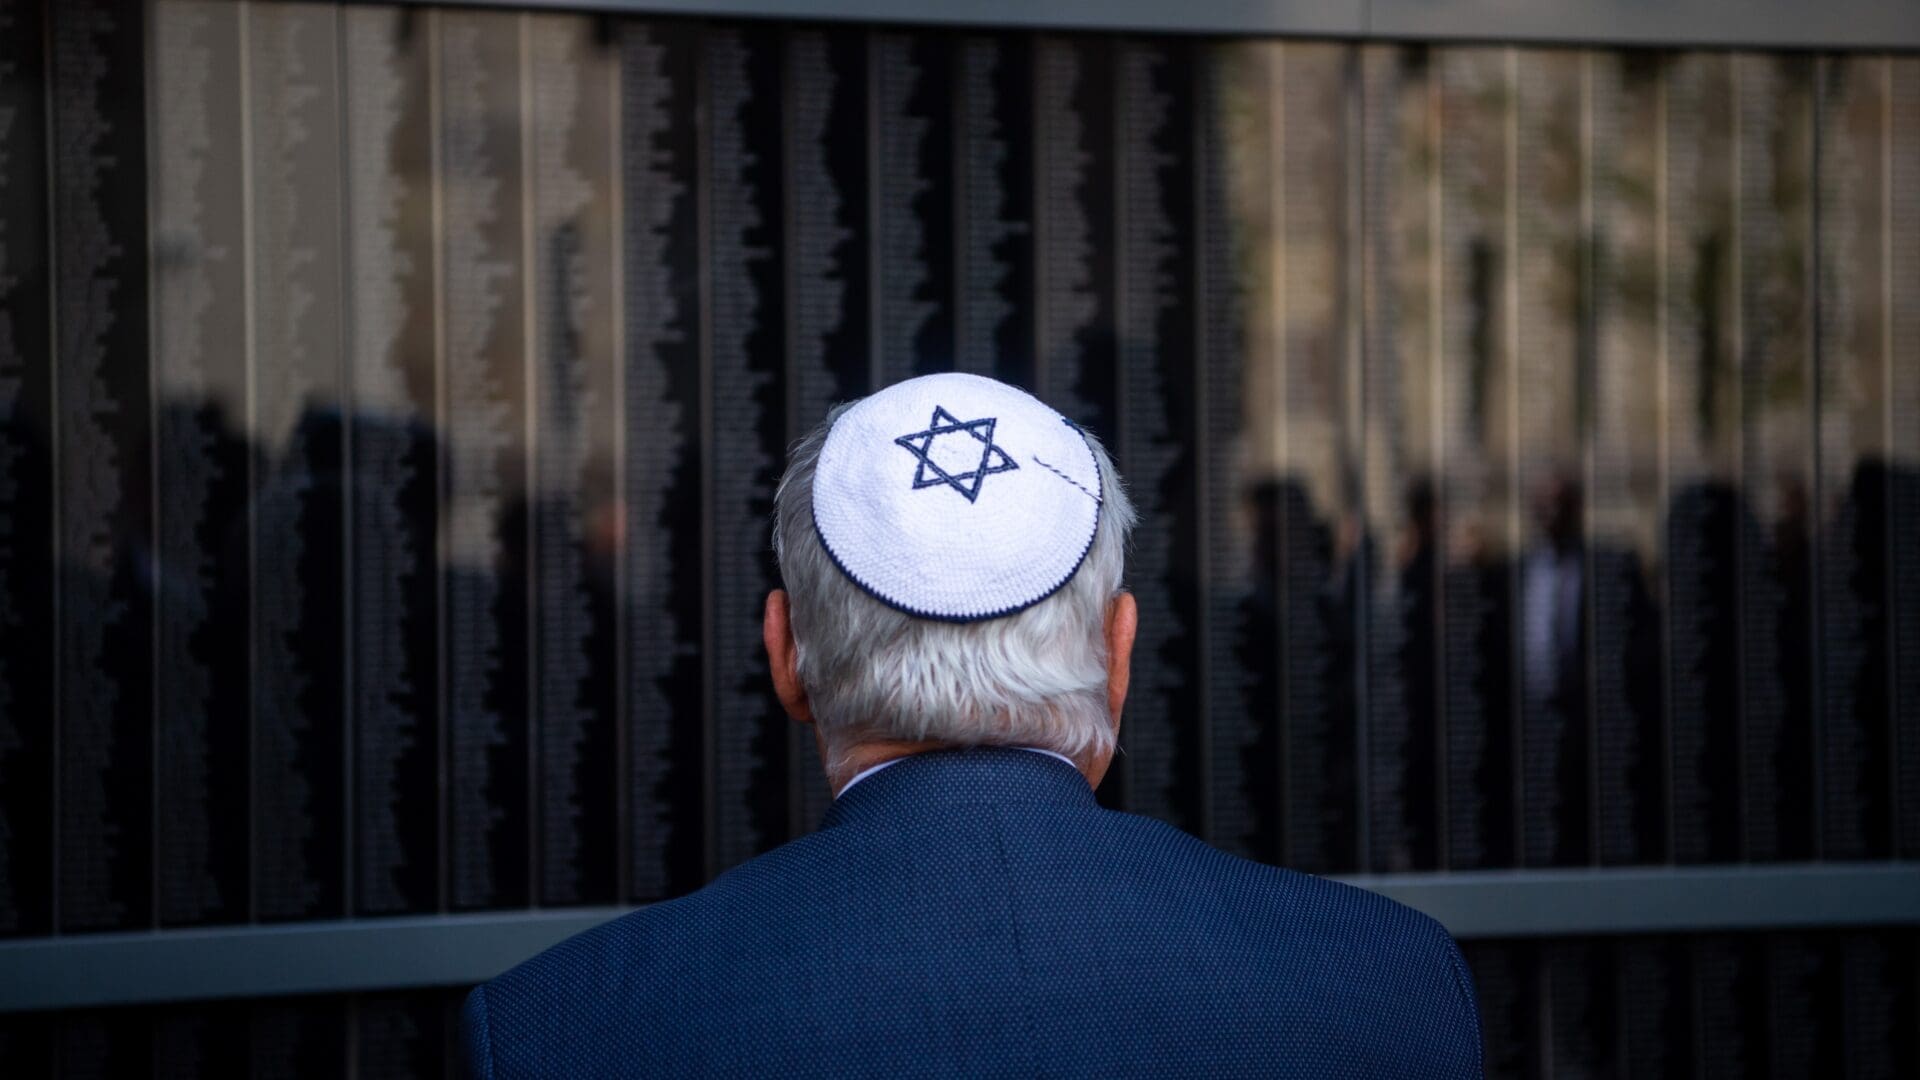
[463,747,1483,1078]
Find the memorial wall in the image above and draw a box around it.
[0,0,1916,1074]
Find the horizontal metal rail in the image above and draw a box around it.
[381,0,1920,51]
[1344,862,1920,938]
[2,862,1915,1012]
[0,907,632,1014]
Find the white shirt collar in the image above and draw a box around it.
[835,747,1079,798]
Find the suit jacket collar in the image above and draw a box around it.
[818,746,1097,830]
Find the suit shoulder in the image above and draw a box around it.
[1066,810,1482,1073]
[482,903,673,1012]
[1098,808,1462,967]
[473,895,729,1076]
[482,831,846,1010]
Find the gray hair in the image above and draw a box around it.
[772,401,1136,774]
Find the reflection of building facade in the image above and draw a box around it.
[0,1,1915,1073]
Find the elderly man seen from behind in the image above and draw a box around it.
[462,373,1483,1079]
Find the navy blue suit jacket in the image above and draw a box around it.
[464,748,1482,1077]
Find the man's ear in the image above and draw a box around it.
[1080,592,1137,791]
[764,590,813,725]
[1104,592,1136,729]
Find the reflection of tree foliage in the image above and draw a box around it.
[1461,57,1510,223]
[1694,233,1727,443]
[1468,238,1495,441]
[1607,48,1669,325]
[1534,58,1583,329]
[1401,46,1438,181]
[1220,45,1268,329]
[1816,58,1886,406]
[1519,55,1586,450]
[1670,53,1740,467]
[1609,120,1661,321]
[1438,51,1509,455]
[1201,42,1847,494]
[1749,56,1813,411]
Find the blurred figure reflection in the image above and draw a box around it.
[1522,471,1584,716]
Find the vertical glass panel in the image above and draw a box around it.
[1204,40,1282,864]
[249,0,350,924]
[53,0,155,934]
[1362,45,1445,873]
[1815,55,1895,860]
[437,8,529,913]
[1438,47,1518,871]
[1112,37,1204,833]
[1590,52,1667,867]
[1665,51,1743,866]
[0,0,54,939]
[1735,53,1816,863]
[1512,48,1589,869]
[618,19,705,899]
[343,3,442,918]
[526,12,620,907]
[1894,59,1920,859]
[705,24,789,874]
[149,0,250,929]
[1268,42,1363,874]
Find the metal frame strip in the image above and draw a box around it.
[4,863,1915,1012]
[371,0,1920,51]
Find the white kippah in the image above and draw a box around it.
[812,372,1104,622]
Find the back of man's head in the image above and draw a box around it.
[771,373,1136,778]
[471,377,1483,1080]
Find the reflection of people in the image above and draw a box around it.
[462,374,1482,1078]
[1384,475,1442,870]
[1520,471,1596,866]
[1822,458,1897,852]
[1250,475,1362,867]
[1522,472,1584,713]
[1664,478,1745,861]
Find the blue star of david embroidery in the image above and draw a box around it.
[893,405,1020,503]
